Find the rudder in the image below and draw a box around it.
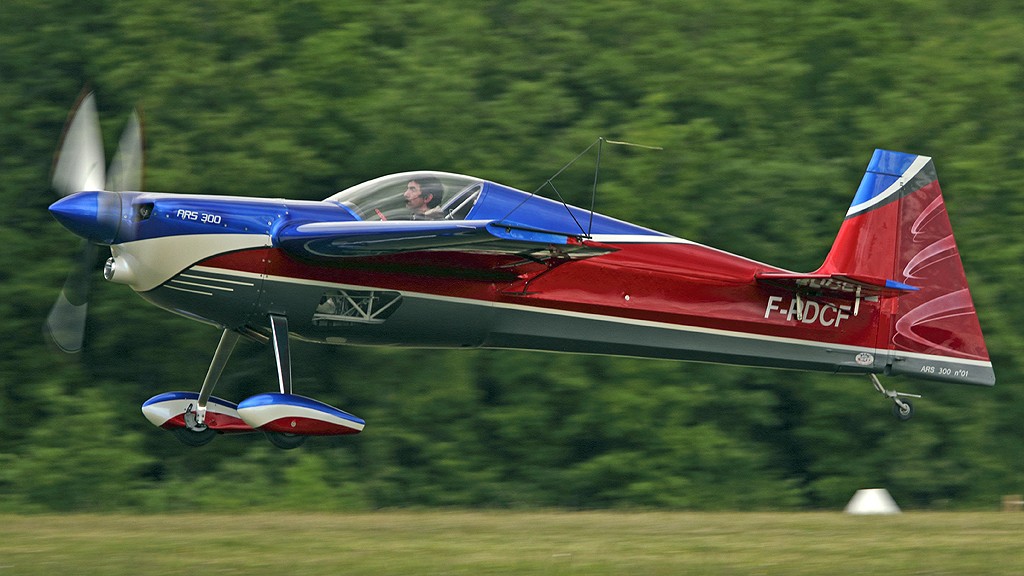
[818,149,994,386]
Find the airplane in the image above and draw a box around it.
[45,92,995,449]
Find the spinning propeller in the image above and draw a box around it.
[44,92,143,353]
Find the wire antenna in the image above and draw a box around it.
[501,137,662,237]
[587,138,663,235]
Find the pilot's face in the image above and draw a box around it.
[404,181,430,212]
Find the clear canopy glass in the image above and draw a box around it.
[326,171,483,221]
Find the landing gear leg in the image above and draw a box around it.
[265,315,306,449]
[171,329,241,447]
[270,315,292,395]
[870,374,920,421]
[194,329,241,427]
[235,314,360,448]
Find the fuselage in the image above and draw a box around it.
[144,238,881,377]
[49,169,991,386]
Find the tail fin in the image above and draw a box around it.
[818,149,994,386]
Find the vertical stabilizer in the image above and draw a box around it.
[818,150,993,386]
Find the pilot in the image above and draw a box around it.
[404,177,445,219]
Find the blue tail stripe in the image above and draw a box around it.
[850,149,921,210]
[866,149,919,176]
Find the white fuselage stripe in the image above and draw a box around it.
[170,279,234,292]
[179,273,255,287]
[164,284,214,297]
[588,234,693,244]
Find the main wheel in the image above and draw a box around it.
[892,399,914,421]
[171,426,217,447]
[265,431,308,450]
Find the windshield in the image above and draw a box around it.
[327,171,483,221]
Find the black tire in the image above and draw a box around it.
[892,399,914,421]
[265,431,308,450]
[171,426,217,447]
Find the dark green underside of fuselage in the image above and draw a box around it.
[140,272,994,387]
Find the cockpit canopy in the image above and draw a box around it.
[327,171,483,221]
[326,170,666,238]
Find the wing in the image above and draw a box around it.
[276,219,617,260]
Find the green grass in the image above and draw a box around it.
[1,511,1023,575]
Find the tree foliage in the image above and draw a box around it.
[2,0,1022,511]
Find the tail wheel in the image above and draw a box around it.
[265,431,308,450]
[892,399,914,421]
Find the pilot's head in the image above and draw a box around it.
[404,177,444,213]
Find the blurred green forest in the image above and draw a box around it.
[1,0,1022,512]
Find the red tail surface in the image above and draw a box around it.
[818,150,993,385]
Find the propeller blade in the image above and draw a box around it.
[52,92,106,196]
[44,241,100,353]
[46,95,145,353]
[107,109,143,192]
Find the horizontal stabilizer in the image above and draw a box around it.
[755,271,918,299]
[276,219,616,259]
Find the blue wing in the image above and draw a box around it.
[275,219,616,259]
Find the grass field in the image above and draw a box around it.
[1,511,1022,575]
